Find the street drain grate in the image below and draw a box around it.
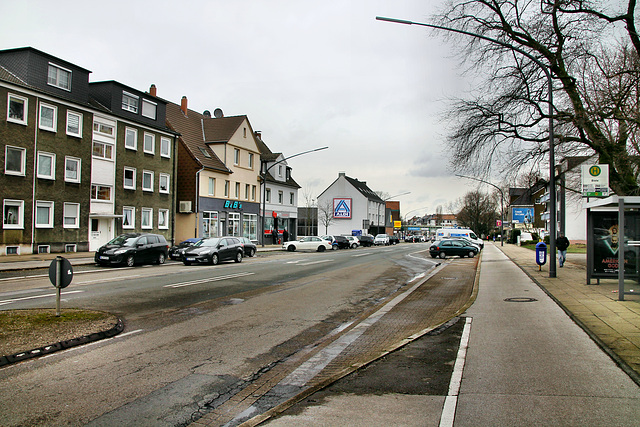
[504,297,538,303]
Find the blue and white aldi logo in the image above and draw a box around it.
[333,198,352,219]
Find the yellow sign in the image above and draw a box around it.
[394,221,402,229]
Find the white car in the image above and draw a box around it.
[283,236,332,252]
[374,234,390,245]
[344,236,360,249]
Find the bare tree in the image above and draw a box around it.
[456,190,498,236]
[317,199,335,235]
[437,0,640,195]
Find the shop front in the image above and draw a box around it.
[198,198,259,242]
[262,210,296,245]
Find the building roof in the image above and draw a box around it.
[201,115,247,143]
[345,176,384,202]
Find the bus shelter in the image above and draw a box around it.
[585,196,640,301]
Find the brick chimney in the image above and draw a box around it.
[149,84,157,97]
[181,96,188,115]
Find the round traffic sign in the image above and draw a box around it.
[48,257,73,288]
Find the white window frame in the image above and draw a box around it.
[248,153,254,169]
[125,127,138,150]
[224,180,230,197]
[290,192,295,205]
[245,184,250,200]
[124,167,136,190]
[64,157,81,183]
[3,199,24,229]
[142,170,154,192]
[143,132,155,154]
[235,182,240,199]
[141,207,153,229]
[160,137,171,158]
[159,173,170,194]
[47,63,71,91]
[37,152,56,180]
[92,141,114,160]
[252,185,256,201]
[7,93,28,125]
[39,103,57,132]
[66,111,82,137]
[234,148,240,165]
[278,191,283,204]
[93,121,114,136]
[265,188,271,203]
[5,145,26,176]
[91,184,112,201]
[208,177,215,196]
[63,202,80,228]
[65,244,77,253]
[122,91,139,113]
[35,200,54,228]
[142,99,157,119]
[158,209,169,229]
[123,206,135,229]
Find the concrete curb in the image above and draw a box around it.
[0,318,124,367]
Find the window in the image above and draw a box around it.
[141,208,153,229]
[278,191,284,204]
[47,63,71,91]
[124,167,136,189]
[265,188,271,203]
[66,111,82,137]
[38,245,51,254]
[65,244,77,253]
[203,211,218,238]
[3,199,24,229]
[234,148,240,165]
[144,133,155,154]
[243,213,258,241]
[125,128,137,150]
[290,192,295,205]
[91,184,111,201]
[142,170,154,192]
[123,206,135,229]
[37,152,56,180]
[122,92,139,113]
[63,202,79,228]
[252,185,256,201]
[224,180,230,197]
[199,147,211,158]
[65,157,81,183]
[278,165,283,177]
[158,209,169,229]
[35,201,54,228]
[235,182,240,198]
[5,146,26,176]
[93,121,114,136]
[142,99,157,119]
[39,103,57,132]
[6,246,19,255]
[245,184,250,200]
[160,137,170,158]
[159,173,170,193]
[7,94,27,125]
[92,141,113,160]
[208,178,215,196]
[248,153,254,169]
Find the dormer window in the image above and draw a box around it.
[47,63,71,91]
[122,92,139,113]
[142,99,157,119]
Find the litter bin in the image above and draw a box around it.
[535,241,547,270]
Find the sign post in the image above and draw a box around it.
[582,164,610,197]
[48,256,73,316]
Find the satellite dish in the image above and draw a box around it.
[213,108,224,118]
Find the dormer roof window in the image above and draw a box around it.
[47,63,72,91]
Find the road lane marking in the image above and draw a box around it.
[351,253,371,257]
[439,317,472,427]
[164,272,255,288]
[0,290,84,306]
[76,274,142,285]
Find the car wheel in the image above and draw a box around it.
[126,255,135,267]
[351,244,357,249]
[235,251,243,263]
[249,248,256,257]
[157,253,166,264]
[211,254,219,265]
[318,246,326,252]
[287,245,296,252]
[468,251,476,258]
[439,252,446,259]
[332,245,338,251]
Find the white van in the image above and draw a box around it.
[436,228,484,249]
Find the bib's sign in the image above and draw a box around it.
[224,200,242,210]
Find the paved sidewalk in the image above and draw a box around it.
[497,242,640,382]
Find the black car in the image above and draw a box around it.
[169,238,202,260]
[183,237,244,265]
[389,235,399,245]
[238,237,257,257]
[95,233,169,267]
[358,235,374,247]
[429,239,479,259]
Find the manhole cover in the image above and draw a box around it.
[504,297,538,303]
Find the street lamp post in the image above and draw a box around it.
[377,16,556,278]
[260,146,328,247]
[376,192,411,235]
[456,174,504,246]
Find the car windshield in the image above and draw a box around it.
[195,238,221,247]
[107,235,138,247]
[375,234,386,238]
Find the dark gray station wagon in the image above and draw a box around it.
[95,233,169,267]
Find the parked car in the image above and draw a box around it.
[374,234,390,246]
[183,237,244,265]
[238,237,257,257]
[283,236,332,252]
[344,235,360,249]
[405,235,418,243]
[429,239,479,259]
[95,233,169,267]
[321,235,350,250]
[449,236,482,251]
[358,235,375,247]
[169,238,202,261]
[389,235,399,245]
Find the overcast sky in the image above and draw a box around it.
[2,0,483,218]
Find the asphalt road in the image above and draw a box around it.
[0,244,450,426]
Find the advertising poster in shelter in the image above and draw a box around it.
[591,211,640,276]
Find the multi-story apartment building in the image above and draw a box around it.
[165,96,261,242]
[0,47,178,255]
